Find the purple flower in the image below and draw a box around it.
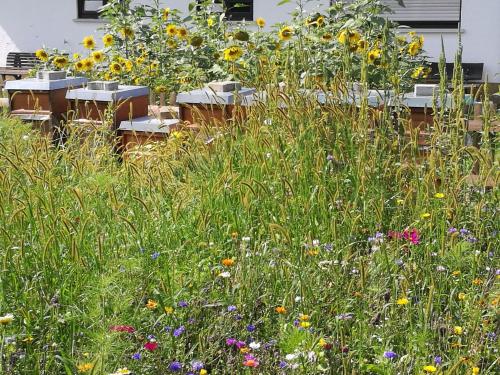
[191,360,204,371]
[147,334,156,340]
[164,326,172,332]
[173,325,185,337]
[151,252,160,260]
[236,341,246,349]
[169,361,182,372]
[460,228,470,236]
[326,154,334,161]
[323,243,333,251]
[131,353,141,360]
[383,351,397,359]
[178,301,188,308]
[336,313,354,320]
[226,338,237,346]
[293,319,300,327]
[448,227,458,234]
[139,247,145,253]
[227,305,237,312]
[188,318,196,324]
[234,314,243,321]
[247,324,256,332]
[279,361,288,368]
[434,356,442,365]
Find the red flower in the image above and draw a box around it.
[144,341,158,351]
[403,228,420,245]
[110,325,135,333]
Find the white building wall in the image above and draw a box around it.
[1,0,499,82]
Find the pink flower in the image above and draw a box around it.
[243,354,259,368]
[144,342,158,351]
[403,228,420,245]
[110,325,135,333]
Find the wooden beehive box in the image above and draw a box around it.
[5,76,87,138]
[176,87,256,125]
[117,116,179,152]
[66,84,150,130]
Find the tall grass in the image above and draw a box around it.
[0,59,498,374]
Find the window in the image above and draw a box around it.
[381,0,461,28]
[77,0,109,19]
[201,1,253,21]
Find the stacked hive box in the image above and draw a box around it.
[5,71,87,140]
[117,116,179,153]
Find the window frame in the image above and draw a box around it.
[77,0,109,20]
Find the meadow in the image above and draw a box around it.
[0,0,499,374]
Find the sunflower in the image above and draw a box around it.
[167,39,178,49]
[72,53,81,60]
[103,34,114,47]
[92,50,104,63]
[162,7,170,20]
[119,27,134,40]
[408,41,421,56]
[82,36,96,50]
[166,24,177,37]
[338,29,360,46]
[109,62,122,74]
[356,40,368,52]
[82,58,94,72]
[411,66,424,79]
[278,26,293,41]
[189,35,204,48]
[321,33,333,42]
[74,60,84,72]
[234,30,250,42]
[223,45,243,62]
[176,27,188,39]
[124,59,133,72]
[35,49,48,62]
[306,14,324,27]
[367,49,381,64]
[256,17,265,28]
[53,55,68,69]
[150,61,159,71]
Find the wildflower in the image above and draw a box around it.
[300,321,310,329]
[178,301,188,308]
[35,49,49,62]
[77,363,94,373]
[177,27,188,39]
[162,7,170,20]
[420,212,431,219]
[278,26,293,41]
[223,46,243,61]
[383,351,397,359]
[119,27,134,39]
[103,34,114,47]
[236,341,246,349]
[109,369,131,375]
[131,353,141,360]
[146,299,158,309]
[200,370,207,375]
[454,326,463,335]
[396,199,404,205]
[472,278,483,286]
[82,36,96,50]
[109,62,122,74]
[256,17,265,28]
[458,292,466,301]
[452,270,461,276]
[243,354,259,368]
[92,50,104,63]
[0,313,14,325]
[227,305,237,312]
[191,360,204,372]
[144,341,158,351]
[472,367,480,374]
[169,361,182,372]
[275,306,286,314]
[151,251,160,260]
[423,365,437,373]
[166,24,177,37]
[173,325,185,337]
[396,298,409,305]
[222,258,235,267]
[226,338,237,346]
[321,33,333,42]
[247,324,256,332]
[109,325,135,333]
[219,271,231,278]
[164,306,174,314]
[434,356,442,365]
[207,18,215,27]
[249,341,261,349]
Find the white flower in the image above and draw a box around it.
[294,296,302,303]
[249,342,261,349]
[285,353,298,361]
[0,313,14,325]
[436,265,446,272]
[219,272,231,278]
[312,239,320,246]
[242,236,251,242]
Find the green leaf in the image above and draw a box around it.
[277,0,291,5]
